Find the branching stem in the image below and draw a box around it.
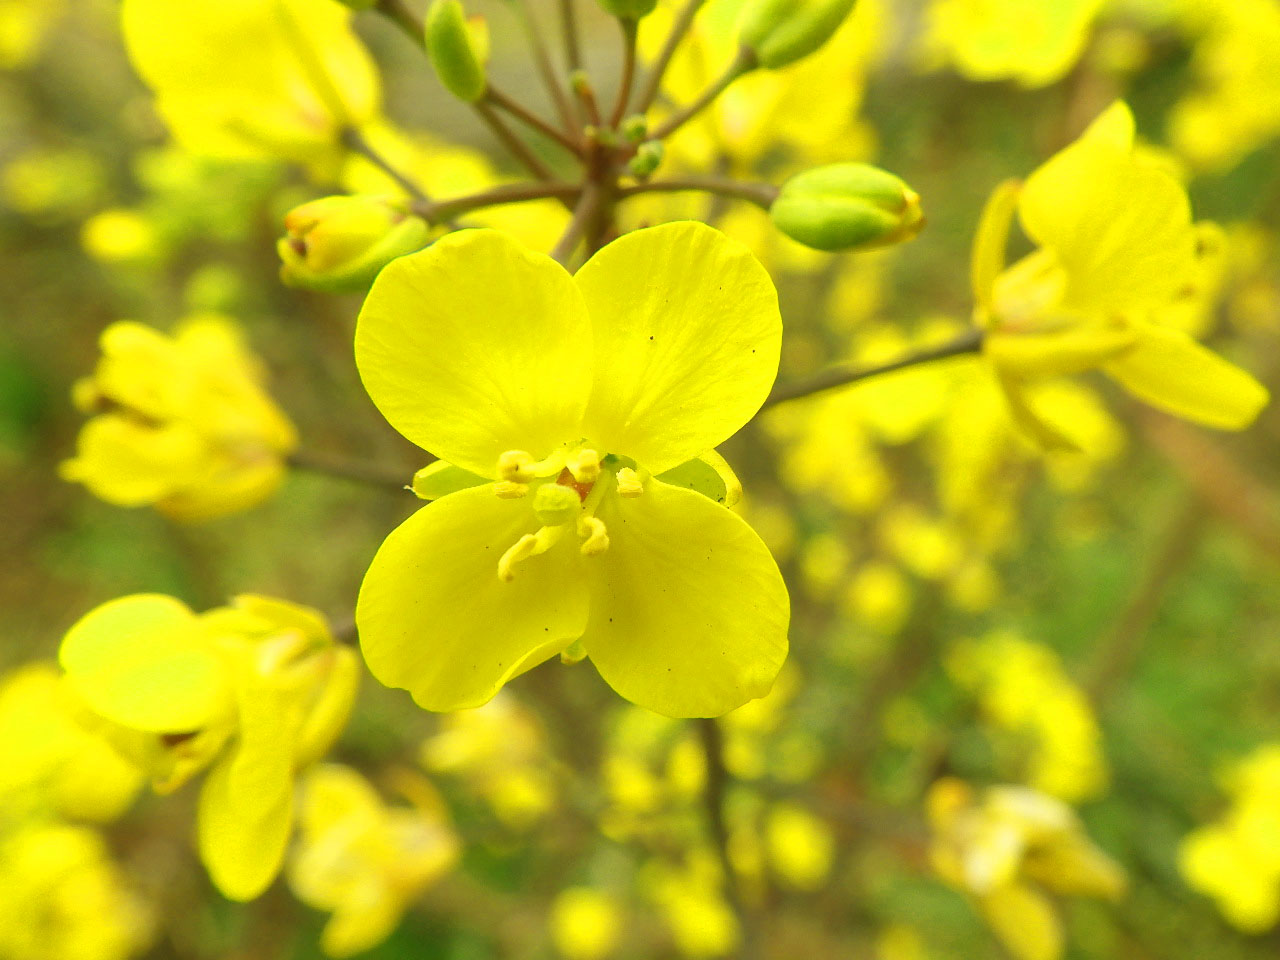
[341,127,429,201]
[486,86,584,155]
[650,46,756,140]
[288,449,412,493]
[414,181,581,224]
[618,176,778,208]
[636,0,706,112]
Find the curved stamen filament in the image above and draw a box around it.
[497,449,567,483]
[497,524,565,581]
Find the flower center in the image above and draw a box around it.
[491,444,646,582]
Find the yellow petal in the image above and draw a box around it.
[356,485,590,711]
[575,222,782,474]
[197,661,300,901]
[984,320,1138,379]
[355,230,593,478]
[993,374,1081,453]
[981,884,1063,960]
[1104,324,1270,429]
[1019,106,1194,314]
[581,480,789,718]
[60,594,235,733]
[971,179,1021,319]
[60,415,207,507]
[656,449,744,507]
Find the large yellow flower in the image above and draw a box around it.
[120,0,380,170]
[59,594,359,901]
[354,222,789,719]
[61,315,297,521]
[972,101,1269,448]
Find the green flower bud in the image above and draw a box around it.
[628,141,664,179]
[620,114,649,143]
[278,195,429,293]
[425,0,488,103]
[738,0,856,69]
[595,0,657,20]
[770,162,924,252]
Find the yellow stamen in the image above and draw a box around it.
[497,525,563,581]
[616,466,644,497]
[497,449,567,482]
[493,480,530,499]
[577,515,609,555]
[567,447,601,484]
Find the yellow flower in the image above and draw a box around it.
[927,778,1125,960]
[60,315,297,521]
[550,887,623,960]
[0,821,152,960]
[0,663,142,824]
[354,222,789,719]
[972,101,1269,448]
[58,594,360,901]
[288,764,458,957]
[917,0,1103,87]
[120,0,380,170]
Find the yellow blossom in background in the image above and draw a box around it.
[0,821,152,960]
[119,0,380,171]
[0,0,65,69]
[1180,744,1280,933]
[763,801,835,890]
[354,222,789,719]
[972,101,1269,449]
[927,778,1125,960]
[420,694,558,829]
[58,594,359,901]
[948,632,1108,803]
[642,851,739,958]
[80,209,160,264]
[1167,0,1280,171]
[550,887,623,960]
[288,764,459,956]
[61,315,297,521]
[0,663,141,824]
[917,0,1103,87]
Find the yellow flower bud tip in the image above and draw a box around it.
[279,195,428,293]
[771,163,925,252]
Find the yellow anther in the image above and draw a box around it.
[497,450,534,481]
[577,515,609,556]
[497,525,562,581]
[567,447,601,484]
[494,480,530,499]
[616,466,645,497]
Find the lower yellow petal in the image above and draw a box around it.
[581,480,789,718]
[980,884,1063,960]
[356,485,589,712]
[1103,324,1269,429]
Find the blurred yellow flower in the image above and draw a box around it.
[927,778,1125,960]
[550,887,623,960]
[0,663,142,824]
[973,101,1269,448]
[120,0,380,170]
[0,0,65,69]
[61,315,297,521]
[59,593,359,901]
[0,821,152,960]
[354,222,788,719]
[288,764,459,956]
[80,209,159,264]
[1180,744,1280,932]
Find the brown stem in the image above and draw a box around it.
[472,101,558,181]
[560,0,582,72]
[485,86,584,155]
[761,328,984,410]
[650,45,756,140]
[609,18,639,128]
[618,175,778,208]
[512,0,578,135]
[414,181,581,223]
[635,0,706,112]
[550,180,605,265]
[374,0,424,48]
[288,449,412,492]
[341,127,429,201]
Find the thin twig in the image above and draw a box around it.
[609,19,639,128]
[550,180,605,265]
[618,175,778,208]
[342,127,429,201]
[288,449,413,492]
[512,0,578,135]
[485,86,583,155]
[374,0,425,48]
[560,0,582,72]
[414,181,580,224]
[696,718,761,958]
[650,46,755,140]
[761,328,984,410]
[472,101,558,181]
[635,0,706,112]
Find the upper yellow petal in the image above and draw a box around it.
[356,485,590,711]
[575,222,782,474]
[581,479,789,718]
[60,594,235,733]
[355,230,593,478]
